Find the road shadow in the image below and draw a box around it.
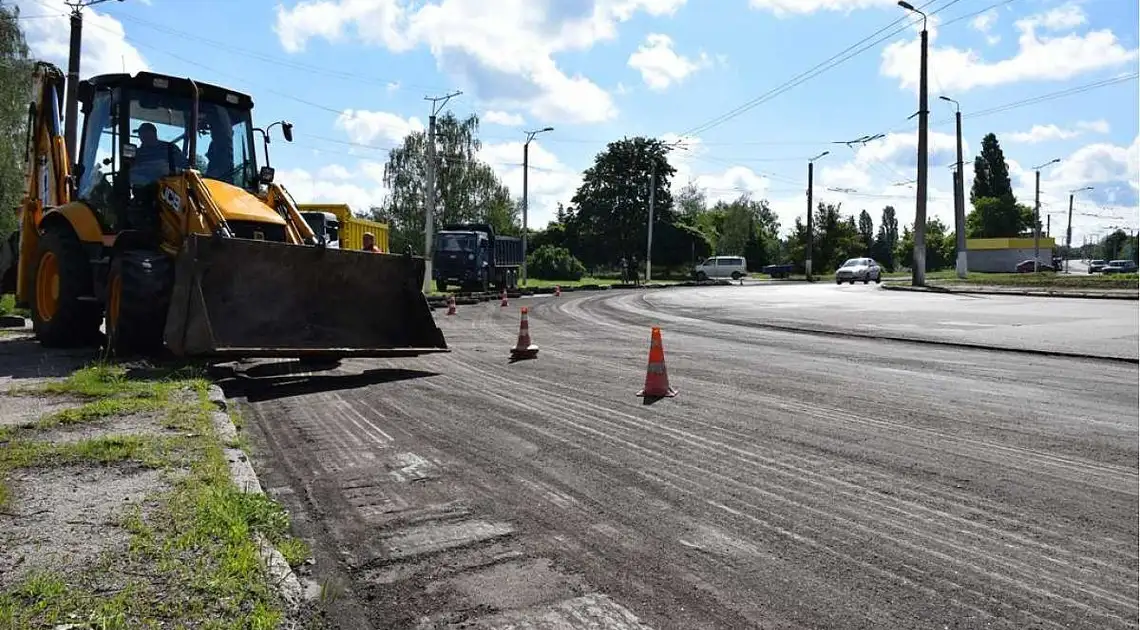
[212,366,439,403]
[0,336,100,381]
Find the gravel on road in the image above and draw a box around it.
[224,287,1139,630]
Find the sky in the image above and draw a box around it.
[10,0,1140,246]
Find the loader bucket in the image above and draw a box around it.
[163,234,448,359]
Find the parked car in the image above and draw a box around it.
[1015,259,1055,273]
[694,256,748,281]
[835,258,882,284]
[760,263,794,278]
[1088,259,1108,273]
[1101,260,1138,274]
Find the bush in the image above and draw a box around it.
[527,245,586,281]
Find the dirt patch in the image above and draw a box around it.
[0,464,165,589]
[0,393,86,428]
[34,411,180,444]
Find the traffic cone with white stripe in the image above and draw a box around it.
[554,285,562,297]
[637,327,677,398]
[510,307,539,360]
[446,295,457,316]
[500,289,509,307]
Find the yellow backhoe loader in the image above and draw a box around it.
[0,62,447,359]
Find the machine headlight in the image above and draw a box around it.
[468,253,474,260]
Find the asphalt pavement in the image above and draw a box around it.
[225,284,1139,630]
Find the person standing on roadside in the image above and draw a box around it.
[619,256,628,284]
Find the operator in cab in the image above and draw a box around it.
[362,232,381,253]
[130,122,188,186]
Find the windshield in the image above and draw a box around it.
[842,259,864,267]
[126,88,257,191]
[439,234,475,252]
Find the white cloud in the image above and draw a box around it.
[1005,120,1112,144]
[335,110,424,147]
[274,0,688,124]
[483,110,525,126]
[971,9,1001,45]
[277,161,390,215]
[14,0,147,78]
[478,140,581,228]
[627,33,709,90]
[746,0,893,16]
[881,4,1139,92]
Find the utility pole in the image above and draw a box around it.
[647,163,656,282]
[806,151,829,281]
[940,95,967,278]
[63,0,123,173]
[899,1,929,286]
[522,126,553,287]
[1066,186,1093,273]
[1032,158,1060,273]
[422,90,462,293]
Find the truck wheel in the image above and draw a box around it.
[104,250,173,357]
[696,271,708,282]
[31,227,101,348]
[731,271,742,280]
[435,280,448,293]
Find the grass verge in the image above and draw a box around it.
[0,363,309,629]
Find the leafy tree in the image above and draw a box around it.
[811,202,861,272]
[566,136,676,268]
[857,210,874,256]
[0,3,31,237]
[381,112,514,254]
[654,219,713,272]
[895,218,956,271]
[676,179,706,216]
[872,205,899,269]
[527,245,586,281]
[970,133,1014,202]
[966,196,1034,238]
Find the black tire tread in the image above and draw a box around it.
[31,228,101,348]
[106,249,173,357]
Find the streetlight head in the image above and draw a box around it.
[541,126,553,132]
[939,95,950,101]
[898,1,915,10]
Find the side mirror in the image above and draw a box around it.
[282,122,293,142]
[259,166,275,184]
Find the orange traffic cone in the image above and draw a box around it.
[637,327,677,398]
[510,307,539,360]
[500,289,509,307]
[446,296,457,316]
[554,285,562,297]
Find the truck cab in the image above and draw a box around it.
[300,211,340,248]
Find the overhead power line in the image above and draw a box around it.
[679,0,966,138]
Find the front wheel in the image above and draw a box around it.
[874,274,881,284]
[104,250,173,357]
[31,227,101,348]
[731,271,743,280]
[696,271,708,282]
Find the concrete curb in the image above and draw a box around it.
[880,283,1139,300]
[206,384,307,612]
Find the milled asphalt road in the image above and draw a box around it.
[225,283,1139,630]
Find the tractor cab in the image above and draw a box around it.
[74,72,285,242]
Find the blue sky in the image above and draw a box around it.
[12,0,1140,244]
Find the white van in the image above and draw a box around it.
[694,256,747,281]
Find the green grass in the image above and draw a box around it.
[0,362,310,629]
[881,270,1138,289]
[0,294,29,319]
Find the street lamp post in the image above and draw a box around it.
[1066,186,1093,273]
[522,126,554,287]
[1033,158,1061,272]
[63,0,125,178]
[939,95,967,278]
[899,0,929,286]
[806,151,829,281]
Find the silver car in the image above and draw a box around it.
[835,257,882,284]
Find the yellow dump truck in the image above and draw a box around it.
[297,204,390,252]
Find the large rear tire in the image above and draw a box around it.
[104,249,173,357]
[31,227,101,348]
